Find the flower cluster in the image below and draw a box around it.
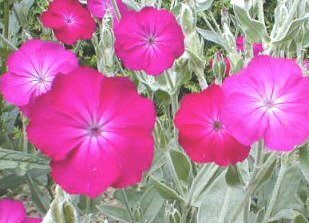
[177,56,309,166]
[1,0,309,199]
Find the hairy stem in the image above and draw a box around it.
[263,157,286,221]
[218,186,231,223]
[111,0,121,22]
[229,152,278,223]
[22,114,28,153]
[122,189,135,223]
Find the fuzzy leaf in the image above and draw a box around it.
[152,177,185,202]
[43,187,79,223]
[196,27,226,48]
[273,16,309,44]
[0,147,49,172]
[234,5,268,43]
[197,172,244,223]
[225,165,245,187]
[98,205,130,223]
[299,145,309,184]
[195,0,215,12]
[170,150,191,184]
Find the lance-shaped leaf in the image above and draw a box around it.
[97,205,130,223]
[265,166,303,221]
[25,174,50,214]
[197,171,245,223]
[272,16,309,45]
[196,27,226,48]
[233,5,269,43]
[195,0,215,12]
[0,147,49,172]
[299,144,309,184]
[152,177,185,202]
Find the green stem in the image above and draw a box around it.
[187,164,220,205]
[218,186,231,223]
[229,152,278,223]
[195,67,208,90]
[255,140,264,168]
[0,33,18,50]
[21,114,28,153]
[243,199,250,223]
[111,0,121,22]
[165,72,175,92]
[115,57,125,75]
[86,197,92,214]
[122,189,134,223]
[4,0,10,38]
[263,157,286,221]
[209,11,223,36]
[201,12,217,34]
[166,151,185,196]
[257,0,265,24]
[170,0,178,10]
[180,205,191,223]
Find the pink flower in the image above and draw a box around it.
[114,7,185,75]
[87,0,129,20]
[175,85,250,166]
[0,39,78,112]
[41,0,97,45]
[0,199,41,223]
[27,67,156,197]
[236,35,263,56]
[222,55,309,151]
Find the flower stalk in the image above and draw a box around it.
[229,152,278,223]
[111,0,121,21]
[263,157,287,221]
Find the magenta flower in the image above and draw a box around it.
[41,0,97,45]
[27,67,156,197]
[0,199,41,223]
[0,39,78,112]
[114,7,185,75]
[87,0,129,20]
[175,85,250,166]
[222,56,309,151]
[236,35,263,56]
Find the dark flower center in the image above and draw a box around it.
[66,18,73,24]
[37,76,46,84]
[213,121,223,131]
[64,15,76,26]
[147,36,156,45]
[88,125,102,137]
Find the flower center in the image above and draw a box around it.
[37,76,46,84]
[263,98,275,110]
[213,120,223,131]
[64,15,76,26]
[147,36,156,45]
[87,124,102,137]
